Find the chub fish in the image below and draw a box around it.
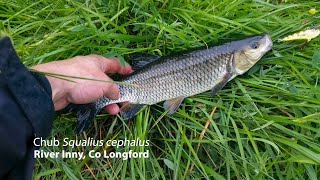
[74,33,273,133]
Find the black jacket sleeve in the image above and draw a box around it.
[0,37,54,179]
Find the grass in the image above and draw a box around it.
[1,0,320,179]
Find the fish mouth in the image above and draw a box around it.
[262,33,273,52]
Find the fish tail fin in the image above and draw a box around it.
[68,103,101,134]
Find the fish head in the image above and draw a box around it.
[233,33,272,75]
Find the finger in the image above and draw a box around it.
[97,74,120,100]
[103,104,120,115]
[120,101,128,106]
[104,58,132,75]
[90,55,133,75]
[74,73,120,102]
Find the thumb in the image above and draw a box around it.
[89,55,133,75]
[67,73,120,104]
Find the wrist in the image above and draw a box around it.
[46,76,68,106]
[31,65,70,110]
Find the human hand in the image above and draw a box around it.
[31,54,132,114]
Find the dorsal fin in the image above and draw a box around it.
[129,52,161,70]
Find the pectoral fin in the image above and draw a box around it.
[72,103,100,134]
[211,72,233,96]
[120,103,145,120]
[163,96,184,115]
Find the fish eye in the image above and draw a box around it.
[251,42,259,49]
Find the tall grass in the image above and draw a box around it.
[1,0,319,179]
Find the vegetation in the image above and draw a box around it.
[1,0,319,179]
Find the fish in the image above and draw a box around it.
[73,33,273,134]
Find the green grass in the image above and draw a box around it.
[1,0,320,179]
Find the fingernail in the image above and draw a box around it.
[125,68,134,74]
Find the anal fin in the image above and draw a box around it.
[163,96,184,115]
[120,103,145,120]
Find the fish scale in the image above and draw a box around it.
[74,34,273,134]
[96,51,231,107]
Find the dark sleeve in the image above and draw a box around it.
[0,37,54,179]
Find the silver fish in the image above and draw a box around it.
[74,33,272,133]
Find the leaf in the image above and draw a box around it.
[288,155,319,165]
[253,138,280,154]
[118,55,126,67]
[36,168,62,177]
[132,25,140,32]
[163,159,175,170]
[251,121,274,131]
[289,85,298,94]
[102,51,126,68]
[248,64,260,76]
[70,25,86,32]
[312,50,320,67]
[273,136,320,164]
[201,163,226,180]
[102,50,117,58]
